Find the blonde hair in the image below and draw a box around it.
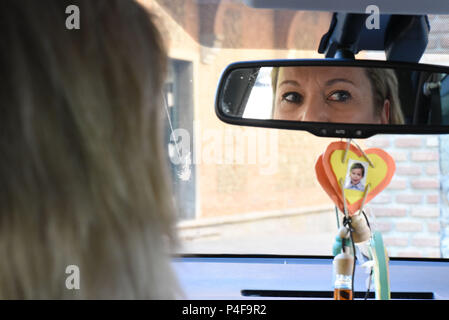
[364,68,404,124]
[0,0,180,299]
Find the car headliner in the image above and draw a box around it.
[243,0,449,15]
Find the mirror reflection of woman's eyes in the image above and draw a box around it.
[281,91,303,104]
[328,90,352,102]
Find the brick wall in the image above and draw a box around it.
[440,136,449,258]
[365,135,442,258]
[427,15,449,53]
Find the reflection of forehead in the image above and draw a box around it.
[278,66,366,85]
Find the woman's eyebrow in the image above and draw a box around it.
[325,78,356,86]
[278,79,300,87]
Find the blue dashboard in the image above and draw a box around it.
[173,255,449,300]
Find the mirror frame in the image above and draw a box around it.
[215,59,449,138]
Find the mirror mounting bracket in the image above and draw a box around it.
[318,13,367,60]
[334,48,355,60]
[318,13,429,63]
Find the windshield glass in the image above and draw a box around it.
[144,0,449,258]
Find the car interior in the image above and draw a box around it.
[152,0,449,300]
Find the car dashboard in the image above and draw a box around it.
[173,254,449,300]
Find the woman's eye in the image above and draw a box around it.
[281,92,303,103]
[328,91,351,102]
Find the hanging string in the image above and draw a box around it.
[342,139,352,163]
[358,183,371,215]
[352,140,375,168]
[341,139,375,168]
[339,178,349,219]
[335,206,340,229]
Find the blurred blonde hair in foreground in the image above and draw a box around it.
[0,0,180,298]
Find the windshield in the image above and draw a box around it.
[146,0,449,258]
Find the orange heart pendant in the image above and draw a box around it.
[316,141,396,216]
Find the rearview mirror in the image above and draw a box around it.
[215,60,449,138]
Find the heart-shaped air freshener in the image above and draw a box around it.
[316,141,396,216]
[315,153,344,210]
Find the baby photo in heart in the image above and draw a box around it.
[344,160,368,192]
